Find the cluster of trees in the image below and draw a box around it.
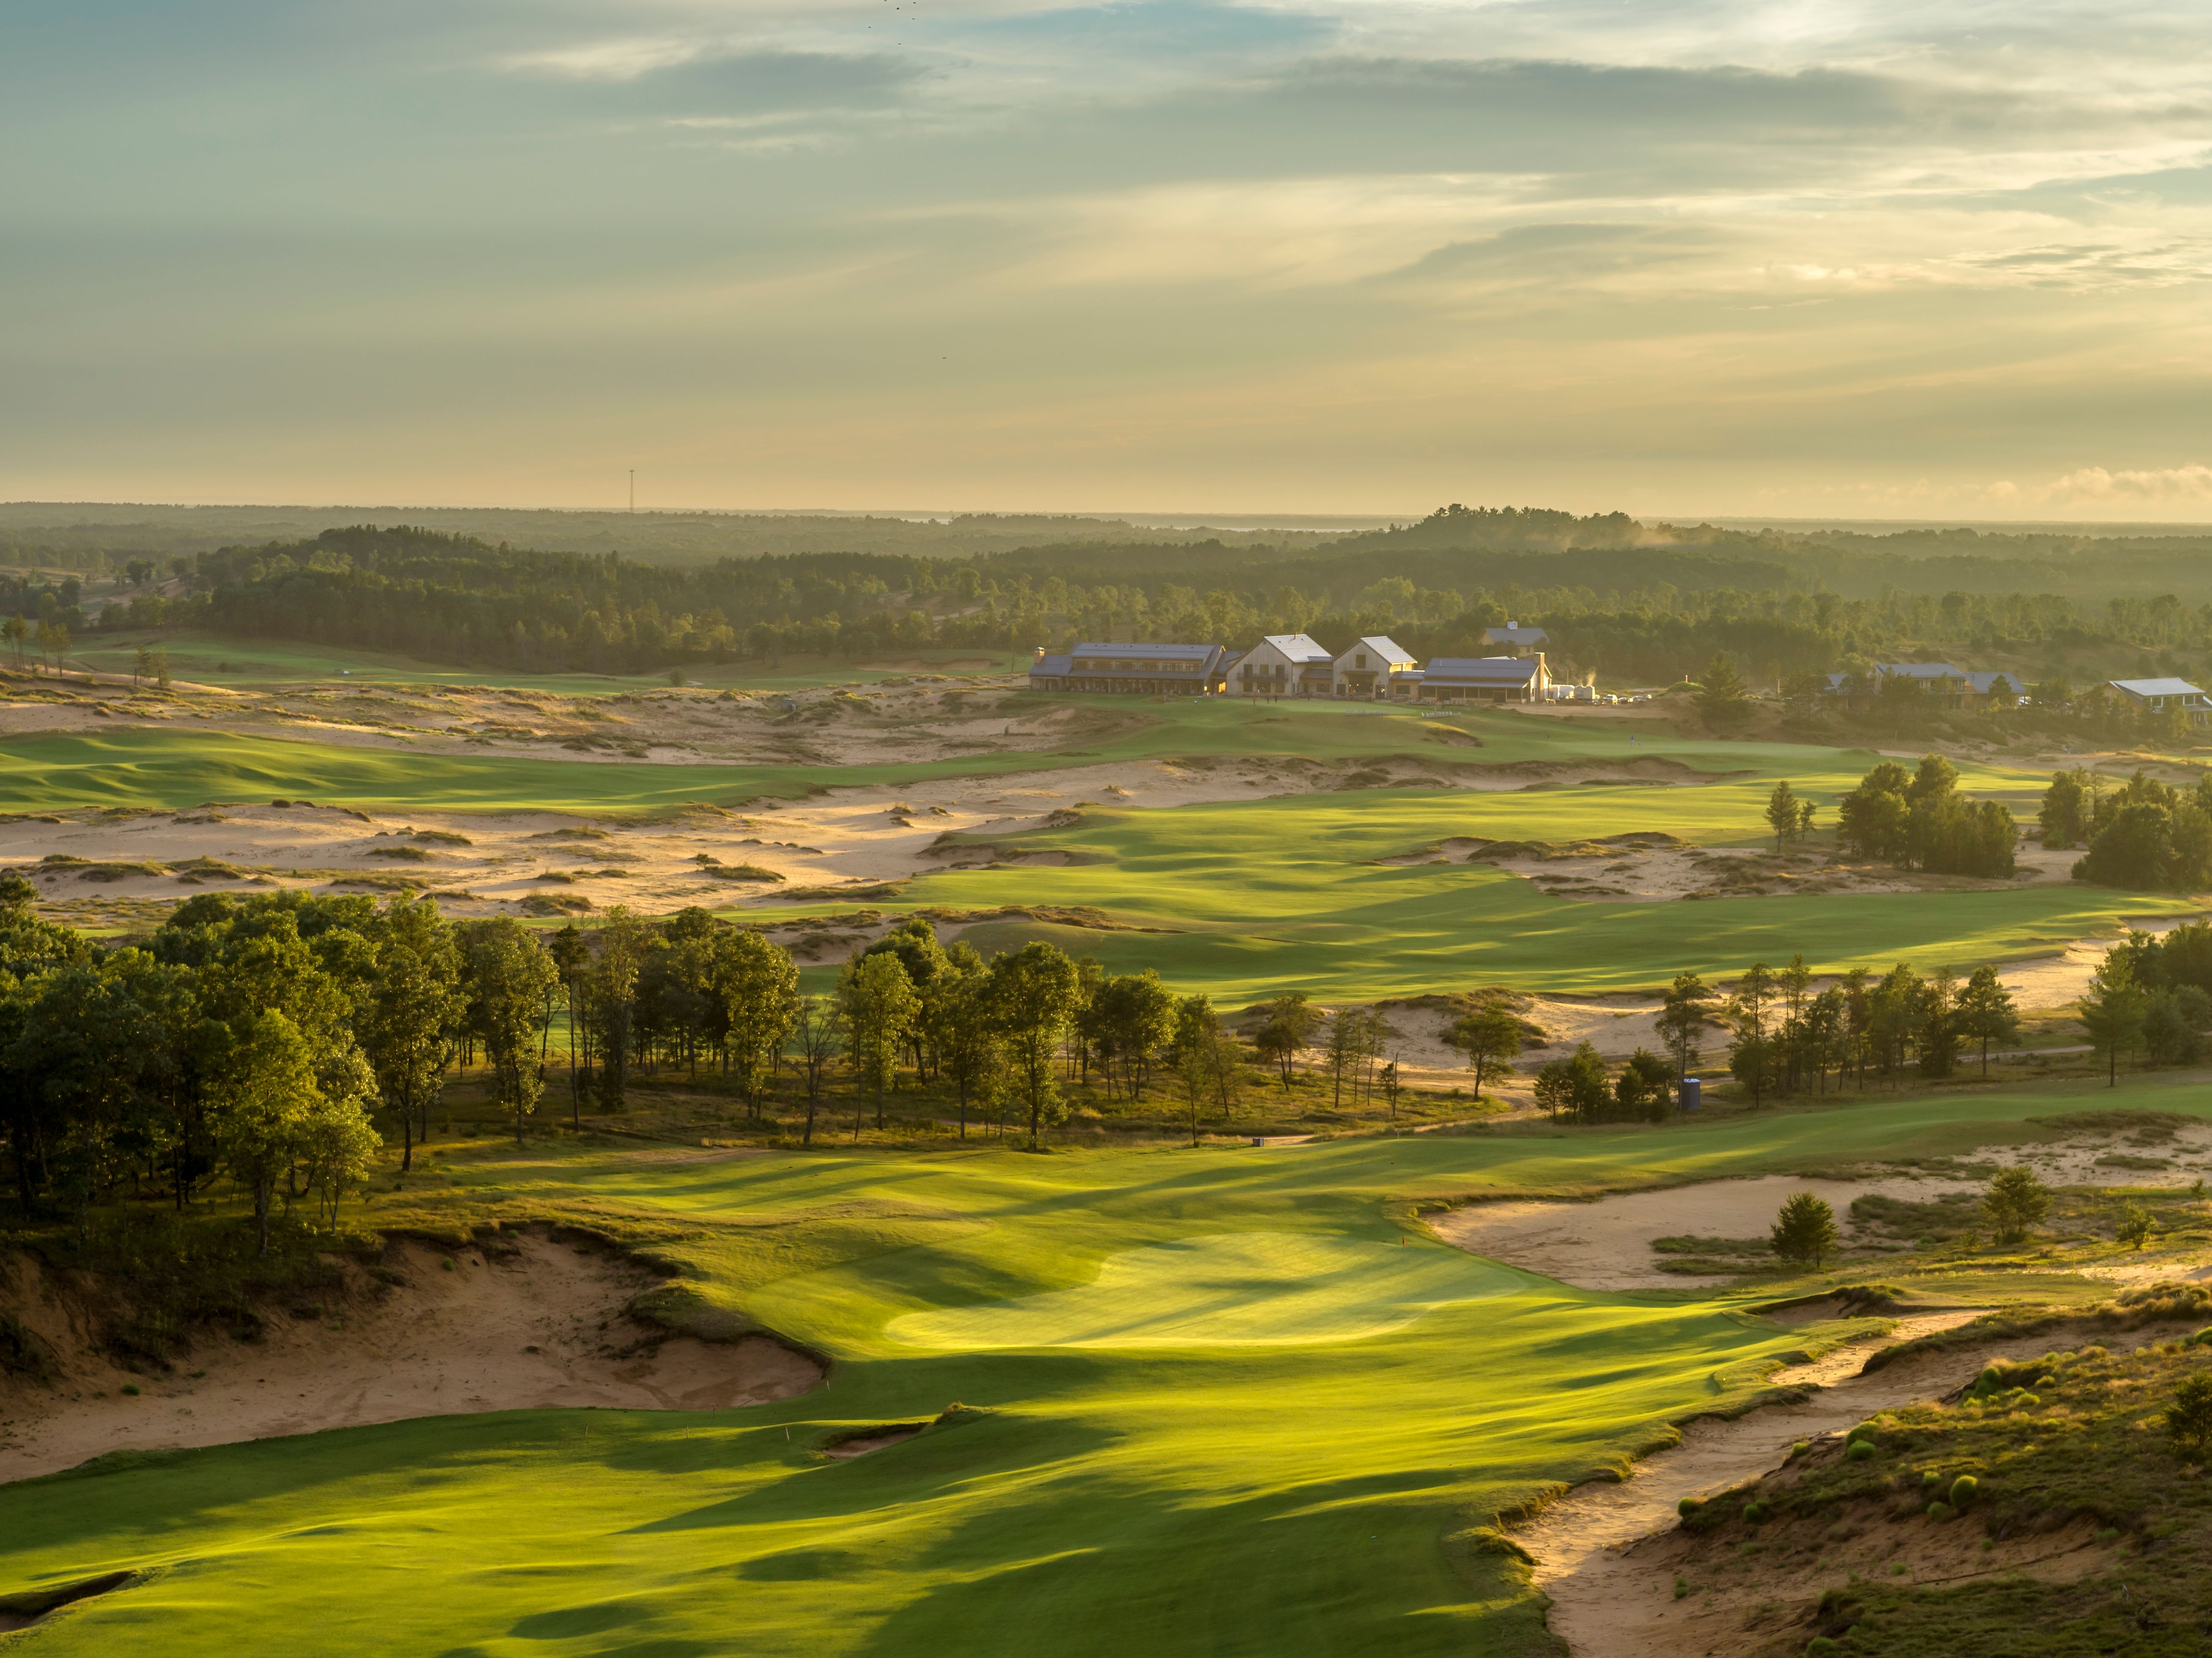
[0,883,1108,1251]
[1696,957,2022,1103]
[45,504,2212,692]
[1836,756,2018,878]
[1,880,422,1251]
[2076,924,2212,1081]
[2045,768,2212,892]
[1,614,75,676]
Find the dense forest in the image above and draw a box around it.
[9,504,2212,691]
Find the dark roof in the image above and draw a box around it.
[1030,654,1073,677]
[1483,626,1548,647]
[1070,642,1219,661]
[1423,656,1538,684]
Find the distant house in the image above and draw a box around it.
[1820,662,1979,710]
[1415,655,1552,703]
[1482,621,1549,655]
[1028,642,1228,695]
[1331,636,1419,700]
[1228,634,1336,698]
[2110,677,2212,726]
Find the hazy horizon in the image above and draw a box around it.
[10,500,2212,541]
[10,3,2212,518]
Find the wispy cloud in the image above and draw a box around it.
[9,0,2212,510]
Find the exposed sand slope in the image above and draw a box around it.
[1523,1319,2131,1657]
[0,1233,821,1484]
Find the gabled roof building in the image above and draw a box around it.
[2111,677,2212,726]
[1331,636,1419,699]
[1228,634,1337,697]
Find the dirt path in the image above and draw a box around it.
[1519,1317,2093,1656]
[0,1234,821,1484]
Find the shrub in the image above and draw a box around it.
[1771,1192,1840,1268]
[1846,1422,1879,1444]
[2166,1371,2212,1458]
[1949,1475,1978,1507]
[1807,1641,1841,1657]
[1847,1440,1876,1462]
[1677,1496,1702,1517]
[1927,1501,1956,1523]
[2117,1202,2157,1251]
[1984,1166,2053,1244]
[1741,1500,1768,1524]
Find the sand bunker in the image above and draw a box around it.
[822,1425,924,1459]
[0,1233,821,1484]
[1432,1134,2212,1293]
[1432,1176,1971,1291]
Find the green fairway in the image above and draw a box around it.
[66,630,1022,694]
[0,698,2048,817]
[888,1230,1519,1348]
[3,711,2189,994]
[9,1075,2209,1657]
[821,784,2191,996]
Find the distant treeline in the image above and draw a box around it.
[19,505,2212,685]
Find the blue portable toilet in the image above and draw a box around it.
[1679,1076,1702,1113]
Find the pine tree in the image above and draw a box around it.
[1770,1192,1838,1268]
[1765,781,1802,851]
[1697,653,1752,731]
[2079,946,2146,1086]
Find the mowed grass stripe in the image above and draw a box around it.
[887,1231,1524,1348]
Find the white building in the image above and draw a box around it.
[1228,634,1335,697]
[1331,636,1418,699]
[2110,677,2212,726]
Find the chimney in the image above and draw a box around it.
[1033,645,1045,661]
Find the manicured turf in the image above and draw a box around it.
[3,709,2185,994]
[0,698,2044,816]
[877,787,2191,997]
[10,1075,2209,1657]
[67,630,1018,694]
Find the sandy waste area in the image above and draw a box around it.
[1435,1147,2212,1654]
[0,1232,821,1484]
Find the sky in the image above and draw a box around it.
[5,0,2212,519]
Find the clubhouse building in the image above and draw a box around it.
[1030,634,1553,703]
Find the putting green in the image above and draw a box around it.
[888,1230,1522,1349]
